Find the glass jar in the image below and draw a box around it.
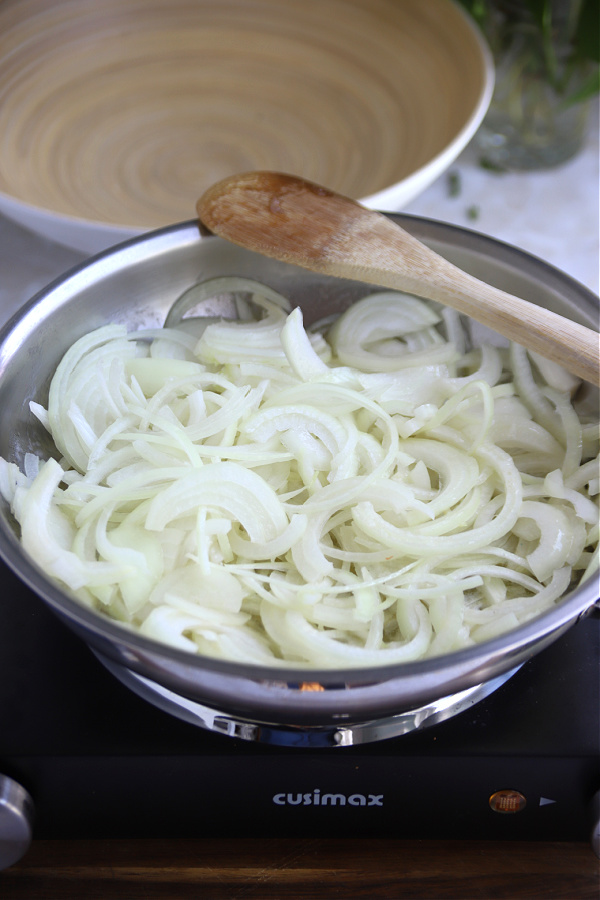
[473,0,597,170]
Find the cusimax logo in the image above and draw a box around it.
[273,789,383,807]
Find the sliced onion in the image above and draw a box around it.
[1,284,597,669]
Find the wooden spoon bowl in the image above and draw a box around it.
[198,171,600,385]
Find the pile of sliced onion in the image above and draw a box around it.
[1,280,598,668]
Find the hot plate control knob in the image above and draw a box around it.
[0,774,34,871]
[591,790,600,859]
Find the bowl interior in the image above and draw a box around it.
[0,0,492,252]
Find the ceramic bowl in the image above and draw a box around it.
[0,0,493,253]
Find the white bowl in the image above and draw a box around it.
[0,0,493,254]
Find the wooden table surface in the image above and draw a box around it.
[1,838,598,899]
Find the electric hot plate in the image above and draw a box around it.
[1,558,598,857]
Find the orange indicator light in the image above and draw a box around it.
[489,790,527,814]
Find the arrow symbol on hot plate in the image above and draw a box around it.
[539,797,557,806]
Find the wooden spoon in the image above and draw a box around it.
[197,171,599,386]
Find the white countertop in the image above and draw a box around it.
[404,103,599,296]
[0,105,598,328]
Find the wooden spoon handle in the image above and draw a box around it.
[198,172,600,386]
[320,210,600,386]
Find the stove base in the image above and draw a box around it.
[1,556,597,845]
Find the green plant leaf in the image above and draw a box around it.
[521,0,548,31]
[574,0,600,63]
[562,66,600,106]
